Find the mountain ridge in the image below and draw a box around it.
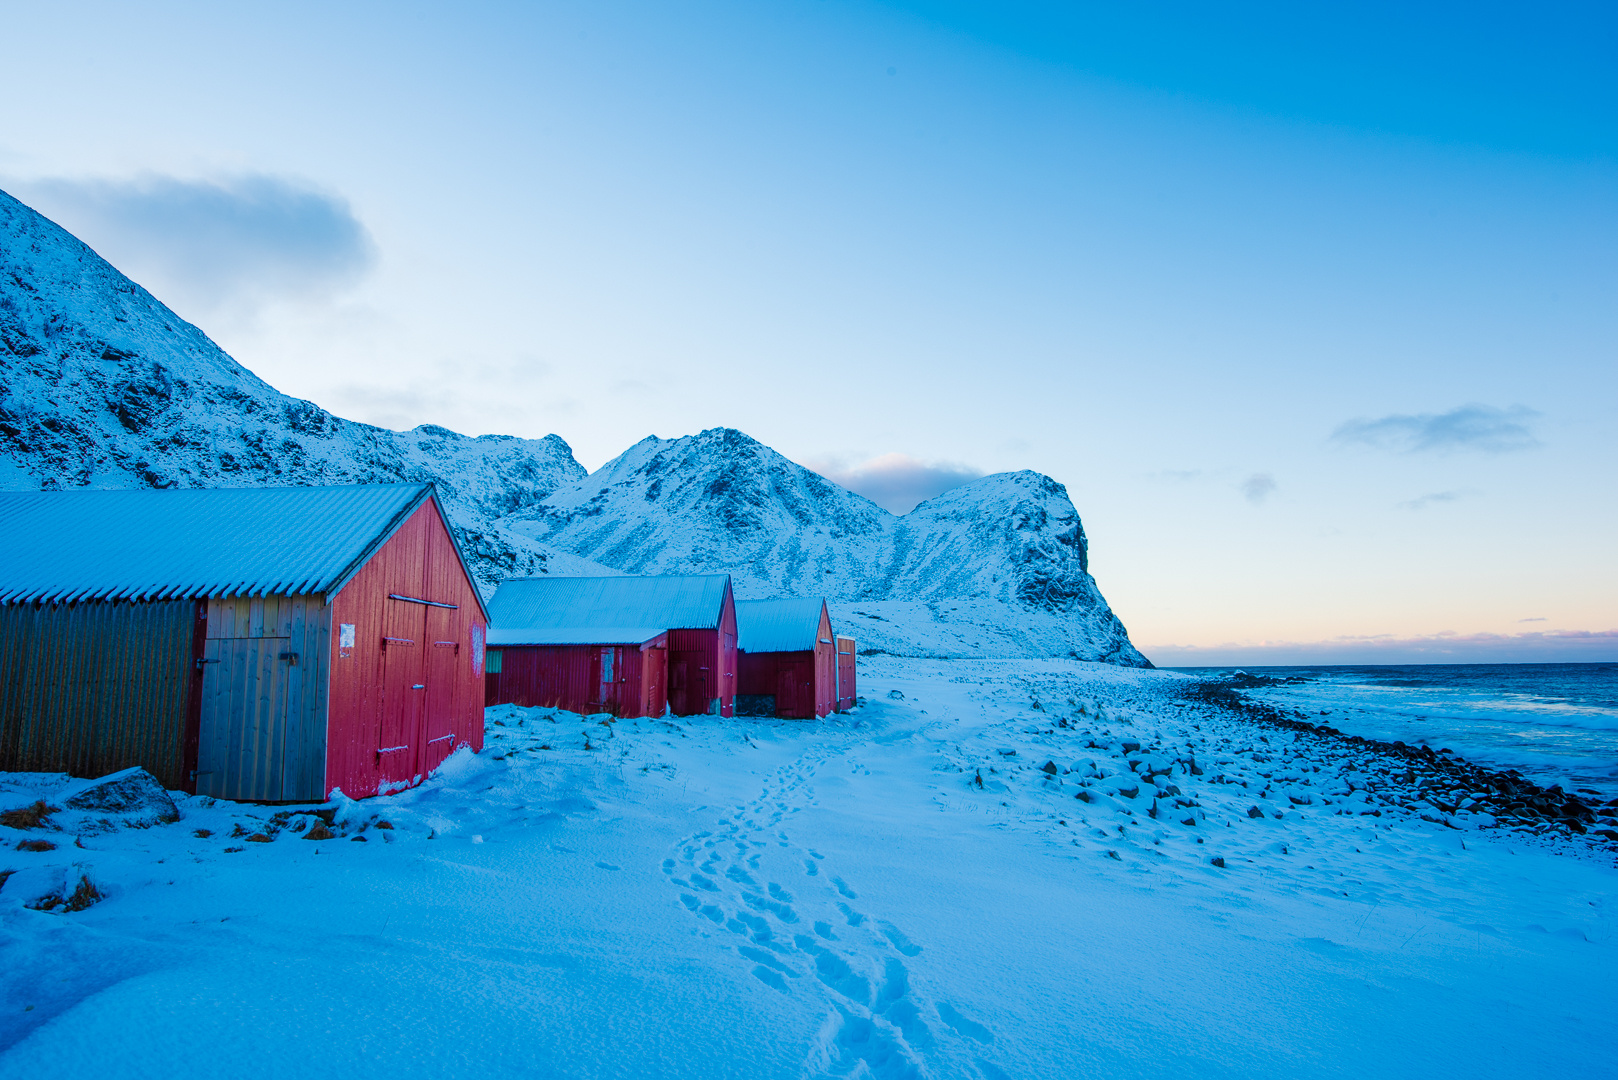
[0,187,1149,665]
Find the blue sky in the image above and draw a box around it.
[1,0,1613,663]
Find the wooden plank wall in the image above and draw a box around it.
[836,637,857,711]
[326,499,485,799]
[196,594,330,802]
[0,599,195,789]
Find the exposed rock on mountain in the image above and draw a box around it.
[0,188,1148,664]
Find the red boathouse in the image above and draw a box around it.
[735,598,841,719]
[0,484,488,801]
[485,574,736,717]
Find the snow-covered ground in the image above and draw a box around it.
[3,658,1613,1079]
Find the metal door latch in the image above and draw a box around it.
[195,658,220,670]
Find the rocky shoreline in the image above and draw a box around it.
[1178,676,1618,853]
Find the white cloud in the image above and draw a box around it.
[9,173,376,313]
[808,452,982,514]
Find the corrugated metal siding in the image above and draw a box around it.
[0,599,195,789]
[667,629,716,716]
[0,485,431,603]
[737,650,810,717]
[639,643,667,717]
[487,646,596,712]
[195,594,330,802]
[326,499,486,799]
[735,598,827,653]
[487,574,730,636]
[484,637,666,718]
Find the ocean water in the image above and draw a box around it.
[1170,663,1618,797]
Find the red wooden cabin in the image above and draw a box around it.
[735,598,839,719]
[485,574,736,717]
[0,484,487,802]
[835,635,857,711]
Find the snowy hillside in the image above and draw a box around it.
[0,189,586,588]
[0,189,1147,663]
[504,430,1149,664]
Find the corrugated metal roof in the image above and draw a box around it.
[488,575,730,638]
[736,598,828,653]
[487,626,666,647]
[0,484,432,603]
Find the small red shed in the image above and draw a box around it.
[835,635,857,711]
[485,574,736,717]
[735,598,839,719]
[0,484,488,801]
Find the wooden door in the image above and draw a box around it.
[422,605,461,772]
[670,661,688,715]
[694,664,712,715]
[775,668,796,718]
[378,603,426,785]
[642,647,666,717]
[197,636,292,801]
[599,647,620,716]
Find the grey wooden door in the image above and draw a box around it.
[197,636,293,801]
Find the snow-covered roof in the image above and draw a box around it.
[487,626,666,647]
[736,597,829,653]
[487,575,731,639]
[0,484,438,603]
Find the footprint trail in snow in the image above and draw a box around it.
[663,748,1005,1079]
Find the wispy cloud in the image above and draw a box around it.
[11,173,376,312]
[1396,489,1474,511]
[1240,473,1276,504]
[808,453,982,515]
[1331,404,1541,454]
[1518,617,1547,623]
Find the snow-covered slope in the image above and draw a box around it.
[0,189,1147,663]
[505,429,1149,664]
[0,189,587,588]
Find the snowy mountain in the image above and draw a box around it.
[0,188,1148,664]
[506,429,1149,664]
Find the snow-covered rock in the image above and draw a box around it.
[0,188,1148,664]
[60,767,179,829]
